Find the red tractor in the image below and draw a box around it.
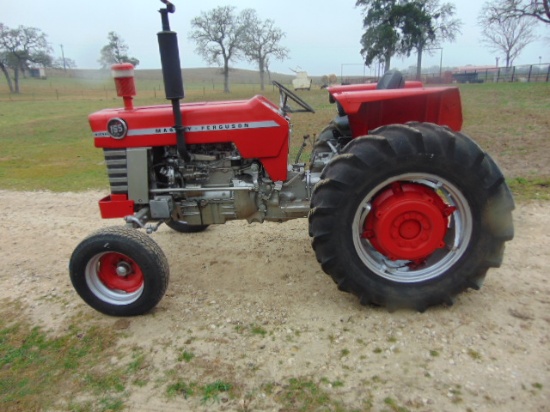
[69,1,514,316]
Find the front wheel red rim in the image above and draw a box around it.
[85,252,144,305]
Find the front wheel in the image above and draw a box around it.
[309,123,514,311]
[69,227,169,316]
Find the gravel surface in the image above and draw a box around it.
[1,190,548,411]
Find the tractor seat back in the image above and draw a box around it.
[377,70,405,90]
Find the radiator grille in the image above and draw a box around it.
[103,149,128,194]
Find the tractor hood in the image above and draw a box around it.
[89,95,291,181]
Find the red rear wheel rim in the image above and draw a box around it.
[352,173,472,283]
[363,182,456,261]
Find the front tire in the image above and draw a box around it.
[309,123,514,311]
[69,227,169,316]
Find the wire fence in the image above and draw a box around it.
[418,63,550,84]
[341,63,550,85]
[2,63,549,100]
[0,79,284,102]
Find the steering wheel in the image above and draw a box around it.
[272,81,315,115]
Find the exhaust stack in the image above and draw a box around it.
[157,0,190,162]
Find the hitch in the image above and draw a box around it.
[124,208,164,234]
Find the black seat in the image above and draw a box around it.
[377,70,405,90]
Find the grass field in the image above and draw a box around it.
[0,71,549,199]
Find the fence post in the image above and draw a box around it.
[547,65,550,82]
[497,68,501,83]
[527,65,533,82]
[511,66,516,82]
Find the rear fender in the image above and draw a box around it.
[327,80,423,100]
[331,87,463,135]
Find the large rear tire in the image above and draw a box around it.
[309,122,514,311]
[69,227,169,316]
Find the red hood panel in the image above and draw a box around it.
[89,95,290,181]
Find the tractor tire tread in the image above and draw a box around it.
[308,122,514,311]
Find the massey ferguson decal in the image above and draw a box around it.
[94,120,280,139]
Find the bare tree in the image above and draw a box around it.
[98,32,139,69]
[0,23,52,93]
[189,6,247,93]
[53,56,77,70]
[479,1,536,68]
[487,0,550,24]
[241,10,289,91]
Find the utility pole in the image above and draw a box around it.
[60,44,66,71]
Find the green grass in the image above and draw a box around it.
[467,348,482,360]
[460,81,550,192]
[250,324,268,337]
[0,301,131,411]
[275,378,334,411]
[177,350,195,363]
[166,380,197,399]
[507,177,550,201]
[1,74,549,199]
[165,379,234,404]
[201,380,233,404]
[0,99,108,191]
[384,396,410,412]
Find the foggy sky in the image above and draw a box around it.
[3,0,548,75]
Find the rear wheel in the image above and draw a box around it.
[69,227,169,316]
[309,122,514,311]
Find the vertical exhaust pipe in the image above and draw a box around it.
[157,0,190,162]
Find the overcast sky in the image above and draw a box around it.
[3,0,549,75]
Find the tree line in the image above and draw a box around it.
[189,6,288,93]
[0,6,287,95]
[0,24,135,94]
[1,0,548,94]
[357,0,548,77]
[0,24,53,93]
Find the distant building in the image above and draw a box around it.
[453,65,495,73]
[29,67,47,79]
[451,66,496,83]
[291,70,312,91]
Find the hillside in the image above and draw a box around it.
[47,67,298,85]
